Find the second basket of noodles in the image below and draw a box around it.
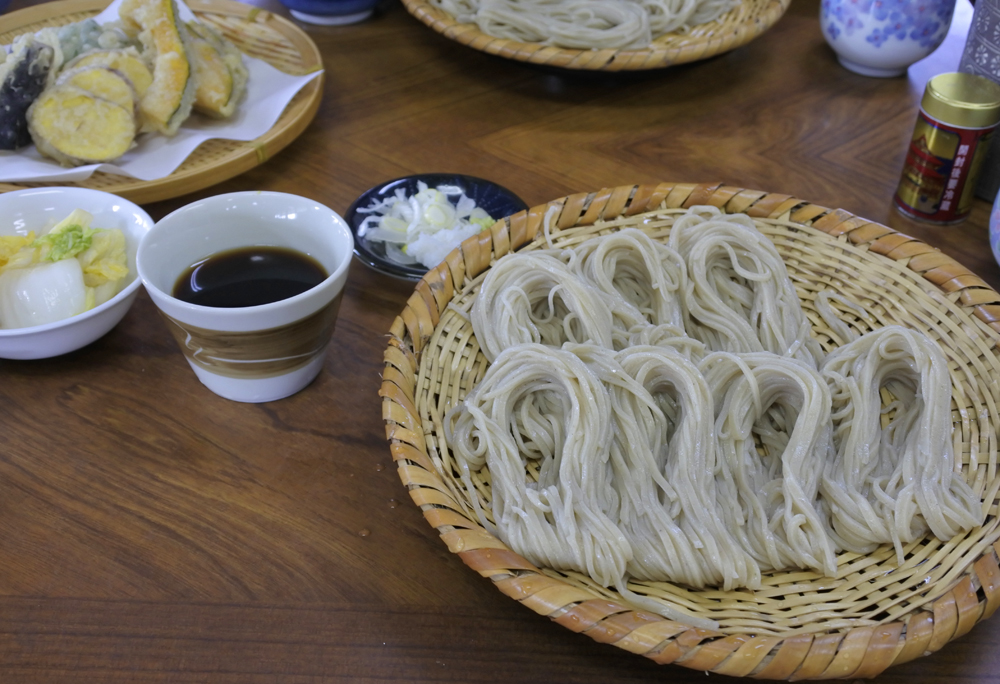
[381,182,1000,679]
[400,0,790,71]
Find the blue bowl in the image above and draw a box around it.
[279,0,377,25]
[344,173,529,280]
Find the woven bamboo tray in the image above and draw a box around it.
[381,182,1000,679]
[401,0,789,71]
[0,0,323,205]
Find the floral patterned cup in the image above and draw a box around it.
[821,0,957,77]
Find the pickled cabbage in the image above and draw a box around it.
[0,209,128,329]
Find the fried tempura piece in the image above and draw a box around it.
[64,47,154,101]
[57,65,139,118]
[28,85,136,165]
[0,38,55,149]
[185,20,247,119]
[119,0,195,135]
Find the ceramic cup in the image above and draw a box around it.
[279,0,378,25]
[137,192,353,403]
[820,0,956,77]
[990,187,1000,267]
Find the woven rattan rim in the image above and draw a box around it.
[381,182,1000,679]
[400,0,790,71]
[0,0,323,204]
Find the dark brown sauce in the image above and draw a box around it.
[173,246,328,308]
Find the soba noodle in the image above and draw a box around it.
[819,326,984,561]
[668,206,823,368]
[443,206,982,625]
[473,0,651,49]
[444,343,630,587]
[429,0,740,50]
[569,228,686,332]
[473,228,692,357]
[605,344,761,590]
[470,251,614,362]
[700,351,837,576]
[445,341,750,626]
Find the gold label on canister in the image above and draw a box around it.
[894,112,995,222]
[894,72,1000,223]
[895,115,959,216]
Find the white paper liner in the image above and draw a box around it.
[0,0,322,183]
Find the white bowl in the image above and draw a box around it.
[0,188,153,360]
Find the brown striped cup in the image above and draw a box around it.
[137,192,353,402]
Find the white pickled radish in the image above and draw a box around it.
[0,259,88,329]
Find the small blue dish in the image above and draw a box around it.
[344,173,529,281]
[279,0,377,25]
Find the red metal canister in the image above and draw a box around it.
[894,73,1000,224]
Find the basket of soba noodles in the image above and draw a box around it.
[399,0,789,70]
[380,182,1000,678]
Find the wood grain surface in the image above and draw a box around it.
[2,0,1000,681]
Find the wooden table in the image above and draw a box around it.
[2,0,1000,680]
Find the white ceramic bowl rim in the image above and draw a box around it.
[138,191,353,319]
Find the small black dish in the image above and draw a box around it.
[344,173,529,280]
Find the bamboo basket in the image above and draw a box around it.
[400,0,790,71]
[381,182,1000,679]
[0,0,323,204]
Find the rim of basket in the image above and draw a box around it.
[0,0,324,203]
[382,181,1000,680]
[399,0,792,71]
[406,182,1000,349]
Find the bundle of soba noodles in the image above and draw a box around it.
[667,207,823,368]
[444,206,984,627]
[428,0,741,51]
[818,326,982,562]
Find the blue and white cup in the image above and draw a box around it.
[821,0,957,77]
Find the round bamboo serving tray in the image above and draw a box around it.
[381,182,1000,679]
[0,0,323,205]
[401,0,789,71]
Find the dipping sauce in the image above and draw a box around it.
[173,246,328,308]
